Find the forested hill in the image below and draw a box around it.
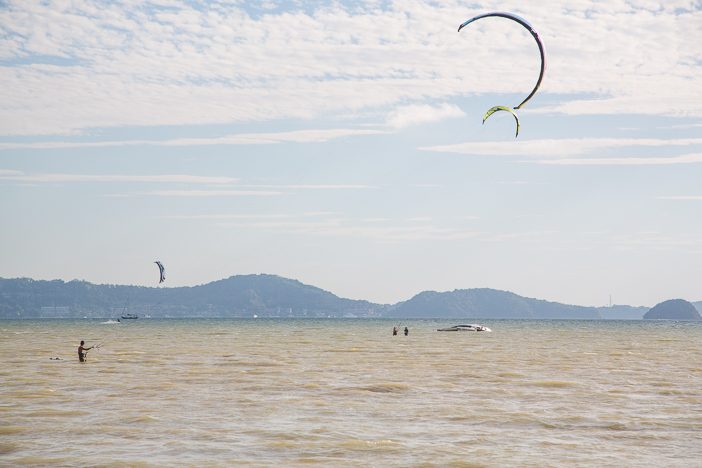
[0,275,651,319]
[0,275,382,319]
[384,288,646,319]
[644,299,702,320]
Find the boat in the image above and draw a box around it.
[437,324,491,332]
[120,313,138,320]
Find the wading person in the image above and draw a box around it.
[78,340,93,362]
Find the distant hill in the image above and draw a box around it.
[386,288,603,319]
[0,275,382,319]
[695,301,702,314]
[0,274,685,320]
[644,299,702,320]
[596,304,648,320]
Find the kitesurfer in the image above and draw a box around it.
[404,327,409,336]
[78,340,93,362]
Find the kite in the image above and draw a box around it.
[154,261,165,284]
[483,106,520,138]
[458,12,545,137]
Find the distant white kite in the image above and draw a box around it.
[154,261,166,284]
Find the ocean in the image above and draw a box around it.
[1,319,701,466]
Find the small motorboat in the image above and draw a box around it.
[437,324,491,332]
[120,313,138,320]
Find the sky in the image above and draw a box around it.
[1,0,701,307]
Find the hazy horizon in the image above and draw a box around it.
[1,1,701,307]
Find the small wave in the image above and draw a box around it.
[12,457,70,465]
[339,439,401,451]
[654,388,688,396]
[0,426,26,435]
[125,414,159,424]
[241,360,283,368]
[605,421,629,431]
[6,389,58,399]
[0,442,20,455]
[531,380,578,388]
[266,440,299,449]
[102,320,120,324]
[26,409,88,417]
[446,415,476,422]
[356,383,410,393]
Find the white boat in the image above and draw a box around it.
[437,324,491,332]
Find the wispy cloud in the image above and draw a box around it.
[605,231,702,250]
[386,103,464,128]
[658,122,702,130]
[656,195,702,201]
[497,180,530,185]
[162,212,336,220]
[166,211,482,242]
[421,138,702,157]
[113,190,285,198]
[160,129,387,145]
[0,169,23,176]
[1,1,700,135]
[216,218,483,242]
[238,184,374,190]
[105,183,372,197]
[0,172,240,184]
[533,153,702,165]
[0,128,385,150]
[0,171,374,192]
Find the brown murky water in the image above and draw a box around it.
[1,319,701,466]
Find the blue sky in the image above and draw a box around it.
[1,0,701,307]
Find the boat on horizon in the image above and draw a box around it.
[120,313,138,320]
[437,324,491,332]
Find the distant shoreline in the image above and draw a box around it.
[1,274,699,320]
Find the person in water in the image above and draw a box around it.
[404,327,409,336]
[78,340,93,362]
[392,326,398,336]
